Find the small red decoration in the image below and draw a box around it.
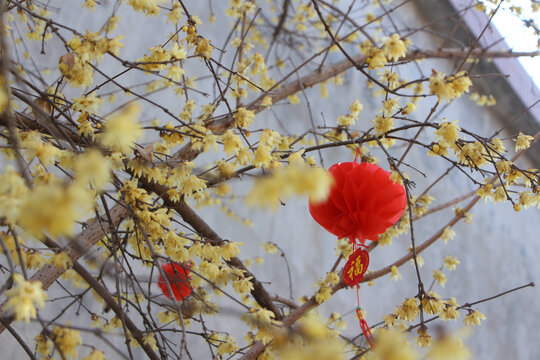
[158,262,192,301]
[343,248,369,286]
[309,161,406,244]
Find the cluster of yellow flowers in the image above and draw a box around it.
[128,0,162,16]
[273,314,347,360]
[429,71,472,103]
[361,34,410,70]
[378,210,410,246]
[52,324,82,359]
[337,100,364,127]
[470,92,496,106]
[59,31,123,88]
[242,307,281,344]
[0,129,115,238]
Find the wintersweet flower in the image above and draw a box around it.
[464,310,486,326]
[5,274,47,323]
[515,132,534,151]
[384,34,408,61]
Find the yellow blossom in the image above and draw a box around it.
[315,285,332,304]
[212,333,239,356]
[410,254,425,268]
[335,237,353,258]
[433,270,447,287]
[384,34,407,61]
[246,166,332,209]
[457,141,488,168]
[261,96,273,107]
[52,324,81,359]
[428,141,449,157]
[19,182,92,238]
[71,92,103,115]
[443,256,460,270]
[435,120,461,145]
[372,115,394,136]
[128,0,162,16]
[195,37,212,59]
[428,334,471,360]
[448,71,472,95]
[74,149,111,191]
[440,304,460,321]
[403,102,417,114]
[441,226,455,244]
[515,132,534,151]
[48,252,73,270]
[430,71,471,103]
[0,166,29,225]
[349,100,363,116]
[82,350,106,360]
[170,43,187,60]
[519,191,537,209]
[383,97,399,114]
[4,273,48,323]
[262,242,278,254]
[374,328,417,360]
[233,276,254,294]
[25,250,45,269]
[463,310,486,326]
[337,115,355,127]
[365,47,387,69]
[35,334,53,356]
[422,293,444,315]
[253,145,272,168]
[496,160,513,174]
[101,103,142,155]
[234,107,255,128]
[288,94,300,104]
[82,0,96,11]
[142,333,158,350]
[394,297,419,321]
[383,313,397,327]
[390,265,402,281]
[167,3,183,23]
[325,272,340,286]
[415,328,433,348]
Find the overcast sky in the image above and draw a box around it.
[491,0,540,88]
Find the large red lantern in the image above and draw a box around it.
[309,158,407,349]
[309,161,407,244]
[158,262,192,301]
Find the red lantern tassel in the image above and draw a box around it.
[355,280,374,348]
[353,241,374,348]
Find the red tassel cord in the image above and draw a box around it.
[356,305,375,348]
[351,241,375,348]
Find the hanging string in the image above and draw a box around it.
[354,146,362,163]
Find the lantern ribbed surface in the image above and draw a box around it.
[158,262,192,301]
[309,161,407,243]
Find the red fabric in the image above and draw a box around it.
[158,262,192,300]
[309,162,406,243]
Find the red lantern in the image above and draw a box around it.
[158,262,192,301]
[309,161,406,244]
